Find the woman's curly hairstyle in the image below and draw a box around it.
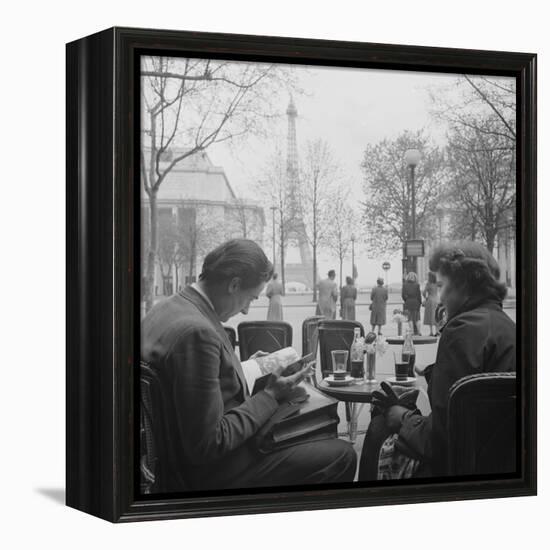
[429,241,507,302]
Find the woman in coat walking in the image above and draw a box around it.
[370,278,388,334]
[341,276,357,320]
[402,271,422,335]
[266,273,284,321]
[423,271,439,336]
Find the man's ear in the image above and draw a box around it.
[227,277,241,295]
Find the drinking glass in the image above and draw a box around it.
[331,350,349,378]
[393,352,409,381]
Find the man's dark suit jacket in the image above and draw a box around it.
[141,287,279,492]
[398,296,516,477]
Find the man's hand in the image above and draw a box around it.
[264,363,314,403]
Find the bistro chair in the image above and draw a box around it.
[301,315,324,357]
[318,320,365,377]
[223,326,238,350]
[140,361,157,494]
[140,360,190,493]
[237,321,293,361]
[447,372,517,476]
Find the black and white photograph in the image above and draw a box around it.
[139,54,519,495]
[3,0,548,544]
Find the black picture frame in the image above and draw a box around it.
[66,26,537,523]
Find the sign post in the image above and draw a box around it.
[405,239,425,275]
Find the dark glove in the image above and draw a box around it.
[371,381,419,412]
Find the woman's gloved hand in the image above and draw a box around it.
[371,381,419,411]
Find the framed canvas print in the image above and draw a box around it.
[66,27,536,522]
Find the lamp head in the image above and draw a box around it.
[404,149,421,167]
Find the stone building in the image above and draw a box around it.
[141,149,265,298]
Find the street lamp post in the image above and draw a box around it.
[404,148,421,274]
[351,234,355,282]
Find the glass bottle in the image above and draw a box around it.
[402,329,416,377]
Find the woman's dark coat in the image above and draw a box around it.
[359,296,516,479]
[402,280,422,321]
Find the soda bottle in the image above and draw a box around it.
[350,327,365,379]
[402,329,416,377]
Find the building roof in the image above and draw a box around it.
[142,149,237,202]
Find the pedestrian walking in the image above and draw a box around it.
[266,273,284,321]
[370,277,388,334]
[423,271,439,336]
[341,276,357,320]
[402,272,422,335]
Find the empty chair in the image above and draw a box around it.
[237,321,293,361]
[447,372,517,476]
[318,320,364,376]
[223,326,237,350]
[302,315,324,357]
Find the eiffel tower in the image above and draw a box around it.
[283,98,315,289]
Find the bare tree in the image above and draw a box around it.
[325,186,358,297]
[157,213,180,295]
[184,205,225,282]
[446,115,516,253]
[430,75,516,146]
[360,130,448,256]
[140,55,295,311]
[299,139,339,300]
[225,196,264,242]
[257,148,294,292]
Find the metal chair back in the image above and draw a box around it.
[237,321,293,361]
[447,372,517,476]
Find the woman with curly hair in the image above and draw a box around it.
[359,241,516,480]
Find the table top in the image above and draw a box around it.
[317,376,420,402]
[385,336,438,345]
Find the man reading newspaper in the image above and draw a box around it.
[141,239,356,492]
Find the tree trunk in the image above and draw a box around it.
[144,191,158,313]
[188,238,196,284]
[486,231,495,254]
[339,256,343,317]
[280,212,285,296]
[312,242,317,302]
